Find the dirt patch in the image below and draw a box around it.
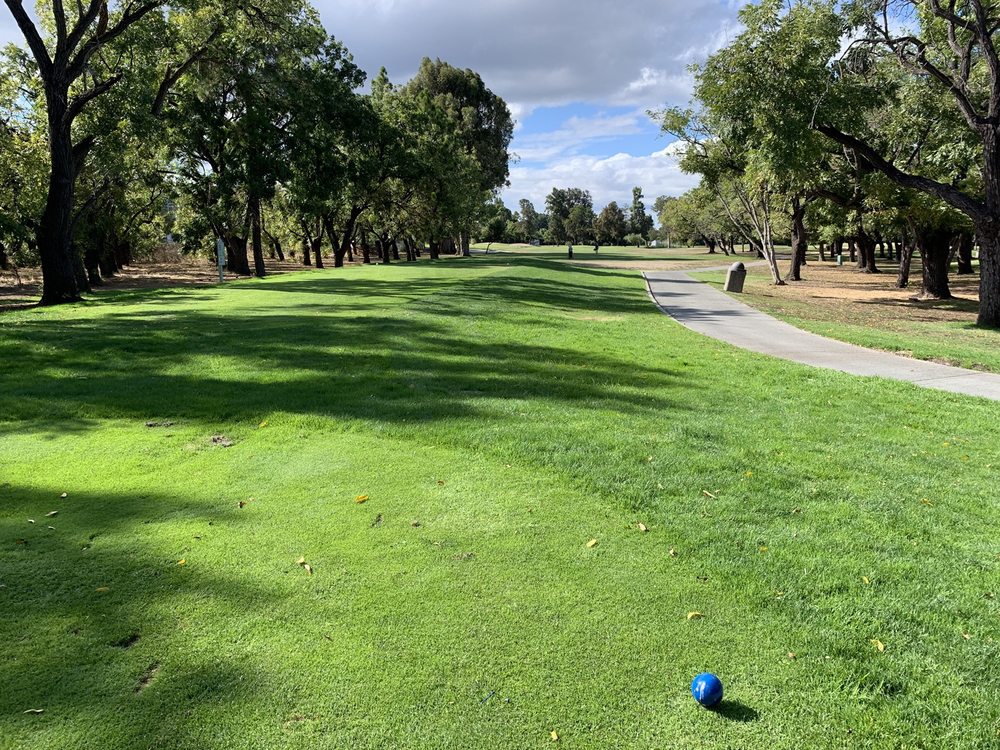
[135,662,161,693]
[732,260,981,328]
[0,258,342,310]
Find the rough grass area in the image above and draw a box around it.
[692,258,1000,373]
[2,257,999,749]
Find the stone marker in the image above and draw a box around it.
[724,262,747,293]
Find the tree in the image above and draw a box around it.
[516,198,542,242]
[594,202,627,245]
[405,58,513,256]
[5,0,223,303]
[545,187,593,244]
[628,187,654,239]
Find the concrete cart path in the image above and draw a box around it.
[644,269,1000,401]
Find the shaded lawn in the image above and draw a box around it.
[692,261,1000,374]
[1,258,999,749]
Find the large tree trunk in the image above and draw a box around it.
[301,235,312,266]
[460,230,471,257]
[226,235,252,276]
[705,236,717,254]
[976,225,1000,325]
[912,224,952,299]
[37,97,81,305]
[956,231,974,275]
[249,196,266,278]
[334,209,360,268]
[429,240,440,260]
[789,198,807,281]
[857,227,879,273]
[896,242,913,289]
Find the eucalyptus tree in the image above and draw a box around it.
[628,187,654,239]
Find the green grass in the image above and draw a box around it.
[2,256,1000,749]
[692,264,1000,373]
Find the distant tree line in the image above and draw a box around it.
[485,186,657,247]
[0,0,513,304]
[650,0,1000,327]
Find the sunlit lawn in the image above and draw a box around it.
[2,256,999,749]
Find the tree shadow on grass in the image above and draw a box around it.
[0,263,686,438]
[0,483,271,747]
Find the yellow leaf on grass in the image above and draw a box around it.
[46,511,58,517]
[862,576,871,585]
[687,611,703,620]
[870,639,886,653]
[258,420,269,429]
[355,495,369,504]
[95,587,109,593]
[296,556,306,565]
[637,523,648,533]
[550,730,559,741]
[586,539,598,549]
[177,559,186,566]
[60,493,68,498]
[303,564,313,576]
[759,546,769,553]
[702,490,717,499]
[921,498,933,506]
[744,471,753,478]
[668,548,677,558]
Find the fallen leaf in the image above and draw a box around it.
[791,507,802,514]
[355,495,369,504]
[411,520,422,527]
[702,490,717,499]
[963,632,972,640]
[238,501,248,509]
[668,548,677,558]
[46,511,58,518]
[687,611,704,620]
[296,556,306,565]
[921,498,933,506]
[646,456,653,463]
[787,652,796,660]
[303,564,313,576]
[862,576,871,585]
[60,493,67,498]
[437,480,446,486]
[775,590,785,598]
[96,587,109,593]
[27,519,34,524]
[550,730,559,742]
[258,420,269,429]
[637,523,648,533]
[870,639,886,653]
[211,435,234,448]
[744,471,753,478]
[177,559,186,566]
[586,539,598,549]
[47,526,55,531]
[23,709,44,714]
[759,545,769,553]
[15,538,26,545]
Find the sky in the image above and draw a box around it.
[0,0,748,215]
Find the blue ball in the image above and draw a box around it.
[691,673,724,708]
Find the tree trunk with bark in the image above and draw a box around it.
[857,227,879,273]
[37,96,81,305]
[249,196,266,278]
[789,198,808,281]
[896,241,913,288]
[956,231,975,274]
[912,224,952,299]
